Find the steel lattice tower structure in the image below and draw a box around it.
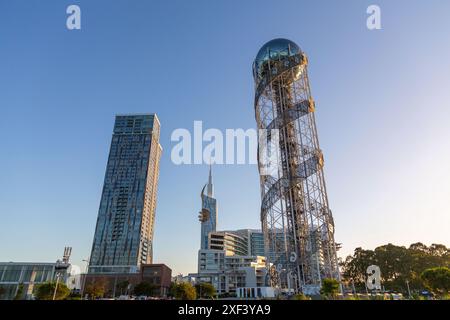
[253,39,340,295]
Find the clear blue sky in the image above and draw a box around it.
[1,0,449,276]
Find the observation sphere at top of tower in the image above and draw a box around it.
[253,38,302,81]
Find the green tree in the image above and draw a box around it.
[341,242,450,294]
[116,280,130,296]
[320,278,340,299]
[84,279,107,300]
[341,247,376,290]
[429,244,449,258]
[133,281,157,297]
[35,282,70,300]
[65,292,81,300]
[195,282,216,299]
[170,282,197,300]
[421,267,450,296]
[292,293,311,300]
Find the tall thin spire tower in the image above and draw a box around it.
[253,39,340,294]
[198,166,217,251]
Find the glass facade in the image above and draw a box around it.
[218,229,266,257]
[89,114,162,273]
[249,231,265,257]
[253,38,301,82]
[0,263,67,300]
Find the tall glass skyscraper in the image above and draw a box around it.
[89,114,162,274]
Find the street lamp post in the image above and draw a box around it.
[80,258,89,300]
[52,273,61,301]
[406,280,412,299]
[112,274,118,299]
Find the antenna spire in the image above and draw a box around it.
[207,164,213,197]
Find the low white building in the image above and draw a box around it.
[191,249,273,297]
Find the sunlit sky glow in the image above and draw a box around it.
[0,0,449,275]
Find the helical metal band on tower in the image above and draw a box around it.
[253,39,340,295]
